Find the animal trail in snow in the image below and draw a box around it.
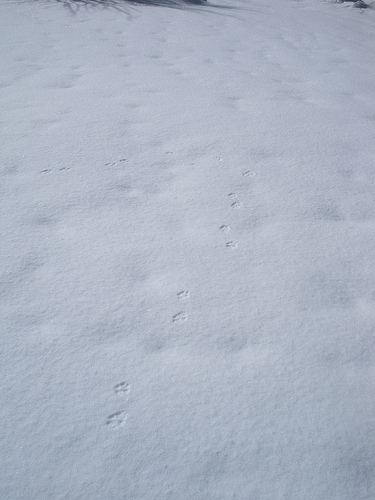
[173,311,188,323]
[225,188,241,247]
[177,291,190,300]
[114,382,130,396]
[106,411,127,429]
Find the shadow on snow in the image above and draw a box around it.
[53,0,236,14]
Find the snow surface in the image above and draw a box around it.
[1,0,375,498]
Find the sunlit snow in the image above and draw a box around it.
[1,0,375,498]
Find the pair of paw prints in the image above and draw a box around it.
[106,411,127,429]
[243,170,256,178]
[229,192,242,209]
[226,241,238,248]
[40,167,70,174]
[114,381,130,395]
[105,158,127,167]
[220,224,236,248]
[173,290,190,323]
[106,382,130,429]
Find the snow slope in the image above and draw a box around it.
[1,0,375,498]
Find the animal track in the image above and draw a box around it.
[228,193,237,199]
[220,225,230,232]
[40,167,70,174]
[231,201,242,209]
[173,311,188,323]
[226,241,238,248]
[105,159,127,167]
[242,170,256,177]
[114,382,130,396]
[106,411,127,429]
[177,291,190,300]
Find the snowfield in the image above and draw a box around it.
[1,0,375,498]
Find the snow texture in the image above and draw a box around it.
[1,0,375,498]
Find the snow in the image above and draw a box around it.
[1,0,375,497]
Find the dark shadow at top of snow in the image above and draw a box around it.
[55,0,236,14]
